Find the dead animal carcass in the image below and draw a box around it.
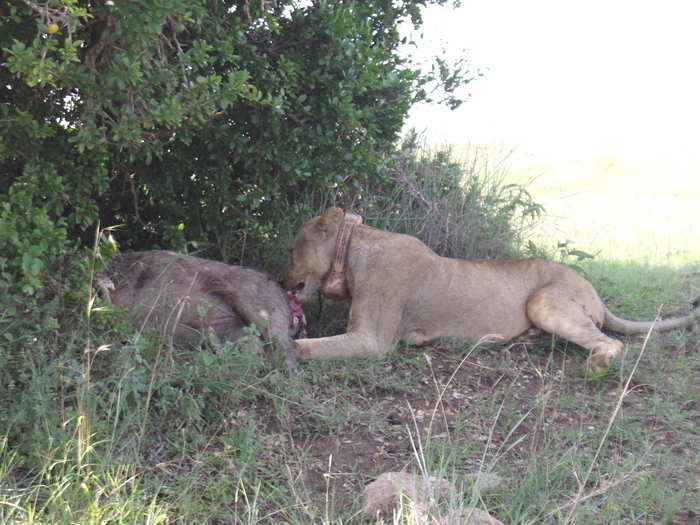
[97,250,302,372]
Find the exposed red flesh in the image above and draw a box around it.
[286,290,307,339]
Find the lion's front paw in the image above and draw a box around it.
[586,341,623,374]
[586,352,610,374]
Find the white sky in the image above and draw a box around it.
[403,0,700,161]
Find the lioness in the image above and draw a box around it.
[282,207,699,371]
[98,251,301,372]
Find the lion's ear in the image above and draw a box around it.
[315,207,344,236]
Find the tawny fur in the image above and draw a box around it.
[282,208,699,372]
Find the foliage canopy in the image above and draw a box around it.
[1,0,470,297]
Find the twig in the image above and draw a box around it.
[85,15,117,77]
[22,0,70,26]
[128,172,145,226]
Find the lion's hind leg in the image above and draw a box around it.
[526,287,623,372]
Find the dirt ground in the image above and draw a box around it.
[244,327,700,523]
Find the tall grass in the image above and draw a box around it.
[343,139,544,260]
[0,436,169,525]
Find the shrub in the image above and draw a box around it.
[353,138,544,259]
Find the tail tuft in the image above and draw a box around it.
[692,297,700,310]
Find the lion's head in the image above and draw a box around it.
[282,207,345,303]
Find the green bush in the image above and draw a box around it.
[1,0,472,275]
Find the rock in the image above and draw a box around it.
[361,472,504,525]
[361,471,452,517]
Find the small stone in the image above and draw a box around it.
[361,471,505,525]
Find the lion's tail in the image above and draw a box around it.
[603,298,700,335]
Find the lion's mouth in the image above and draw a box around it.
[282,274,313,302]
